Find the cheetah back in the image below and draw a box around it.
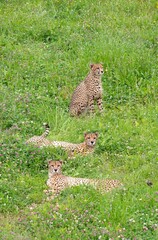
[26,136,51,147]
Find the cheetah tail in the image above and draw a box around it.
[41,123,50,138]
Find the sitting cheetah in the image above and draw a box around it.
[69,63,104,116]
[25,123,50,147]
[26,124,98,157]
[46,160,122,199]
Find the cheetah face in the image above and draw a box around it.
[48,160,63,175]
[84,132,99,147]
[90,64,104,76]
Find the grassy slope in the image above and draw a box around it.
[0,0,158,239]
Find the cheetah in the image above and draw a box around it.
[69,63,104,116]
[51,132,99,157]
[26,124,98,157]
[46,160,122,199]
[25,123,51,147]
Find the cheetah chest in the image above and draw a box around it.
[70,143,94,156]
[87,80,103,99]
[50,175,68,193]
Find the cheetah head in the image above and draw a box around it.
[84,132,99,148]
[90,63,104,76]
[48,160,63,175]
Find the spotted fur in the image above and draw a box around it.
[46,161,122,199]
[69,63,104,116]
[25,123,50,147]
[51,132,99,157]
[26,126,98,157]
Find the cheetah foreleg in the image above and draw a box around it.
[88,96,95,113]
[97,97,103,112]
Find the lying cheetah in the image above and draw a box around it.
[25,123,50,147]
[69,63,104,116]
[46,160,122,199]
[51,132,99,157]
[26,124,98,157]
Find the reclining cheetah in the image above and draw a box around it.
[26,124,98,157]
[69,63,104,116]
[46,160,122,199]
[51,132,98,157]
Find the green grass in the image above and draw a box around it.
[0,0,158,239]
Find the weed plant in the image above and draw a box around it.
[0,0,158,239]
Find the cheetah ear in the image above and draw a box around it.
[90,64,94,69]
[95,132,99,138]
[84,132,88,138]
[59,160,63,165]
[48,160,53,165]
